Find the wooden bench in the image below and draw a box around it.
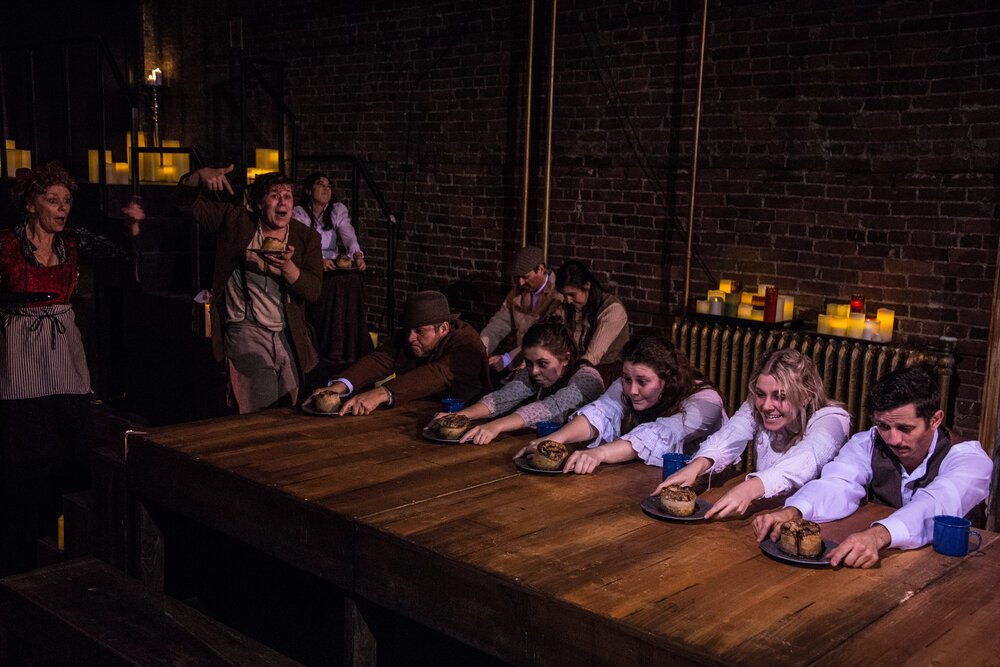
[0,557,301,666]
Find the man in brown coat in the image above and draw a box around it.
[479,245,563,372]
[311,291,490,415]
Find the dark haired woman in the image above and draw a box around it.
[517,337,726,475]
[291,172,372,370]
[291,172,365,271]
[0,162,143,573]
[555,260,629,372]
[436,322,605,445]
[179,164,322,413]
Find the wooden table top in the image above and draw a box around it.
[127,401,1000,665]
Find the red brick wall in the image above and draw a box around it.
[161,0,999,437]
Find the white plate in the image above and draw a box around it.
[640,495,713,522]
[759,537,838,567]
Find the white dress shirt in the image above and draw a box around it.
[786,428,993,549]
[692,400,851,498]
[575,381,727,465]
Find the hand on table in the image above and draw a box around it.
[827,525,891,568]
[339,387,390,416]
[514,439,543,459]
[752,506,802,543]
[459,422,502,445]
[703,478,764,519]
[652,457,710,496]
[562,448,605,475]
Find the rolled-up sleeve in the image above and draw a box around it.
[576,379,626,446]
[748,407,850,498]
[625,388,727,466]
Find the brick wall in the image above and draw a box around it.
[154,0,998,437]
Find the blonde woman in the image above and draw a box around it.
[654,348,850,519]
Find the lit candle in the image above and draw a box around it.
[783,296,794,321]
[776,296,786,322]
[863,319,877,341]
[826,303,839,317]
[740,292,754,305]
[147,67,163,86]
[877,308,895,342]
[709,297,724,316]
[837,303,850,318]
[719,279,734,293]
[817,314,830,334]
[829,316,848,336]
[696,299,711,314]
[757,284,774,296]
[847,312,866,339]
[750,308,765,322]
[737,303,753,319]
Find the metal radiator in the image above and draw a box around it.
[670,319,956,431]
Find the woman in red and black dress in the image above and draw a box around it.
[0,162,142,573]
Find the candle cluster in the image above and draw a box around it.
[817,300,894,342]
[246,149,280,182]
[87,132,189,185]
[695,279,795,323]
[4,140,32,178]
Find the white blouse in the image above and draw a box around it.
[575,381,727,466]
[291,202,362,259]
[693,400,851,498]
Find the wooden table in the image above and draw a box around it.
[127,402,1000,665]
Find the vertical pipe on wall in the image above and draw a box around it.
[519,0,536,249]
[541,0,558,264]
[682,0,710,310]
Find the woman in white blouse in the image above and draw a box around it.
[437,322,605,444]
[654,348,851,519]
[291,172,365,270]
[516,337,727,474]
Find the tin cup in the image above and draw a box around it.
[440,397,465,413]
[535,421,561,437]
[661,453,692,481]
[933,515,983,557]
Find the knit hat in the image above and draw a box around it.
[400,291,461,329]
[507,245,545,278]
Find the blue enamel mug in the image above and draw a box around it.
[933,515,982,557]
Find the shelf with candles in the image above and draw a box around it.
[694,278,798,326]
[689,312,803,331]
[247,149,281,182]
[86,132,190,185]
[4,140,32,177]
[815,298,894,343]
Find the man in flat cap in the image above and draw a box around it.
[309,291,490,415]
[479,245,563,372]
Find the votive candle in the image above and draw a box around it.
[847,312,866,339]
[877,308,895,342]
[782,296,794,321]
[817,314,830,334]
[829,316,848,336]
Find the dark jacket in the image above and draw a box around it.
[177,186,323,374]
[341,320,490,405]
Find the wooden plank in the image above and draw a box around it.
[813,543,1000,665]
[359,463,997,666]
[0,557,300,666]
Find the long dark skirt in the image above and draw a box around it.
[0,394,92,574]
[308,271,373,367]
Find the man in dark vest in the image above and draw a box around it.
[752,366,992,568]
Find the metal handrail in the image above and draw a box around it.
[296,152,399,332]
